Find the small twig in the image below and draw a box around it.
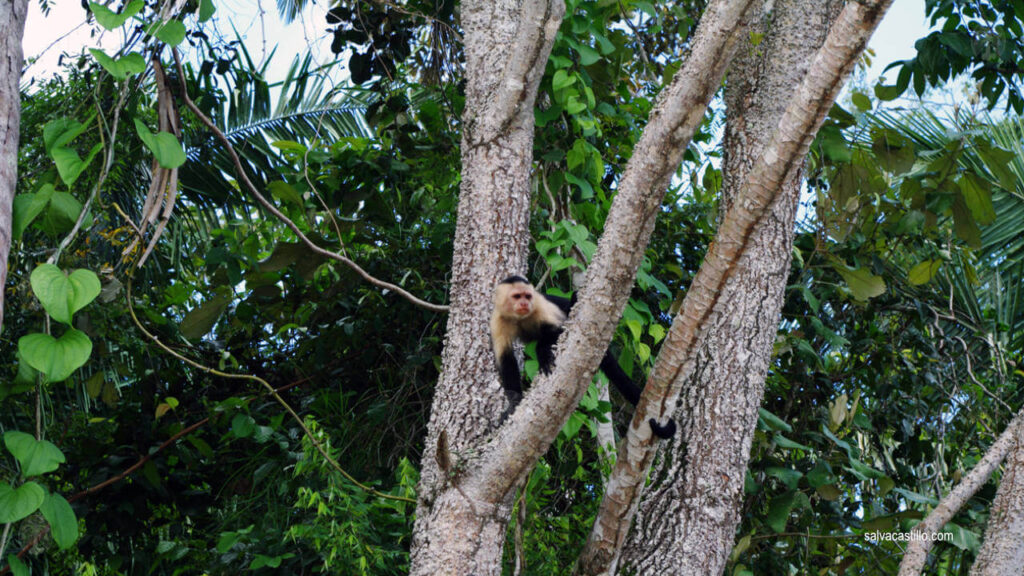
[954,335,1013,413]
[170,49,449,313]
[48,80,132,264]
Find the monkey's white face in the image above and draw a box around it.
[505,285,534,318]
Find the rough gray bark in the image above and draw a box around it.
[577,1,894,573]
[409,0,564,572]
[898,408,1024,575]
[616,1,840,574]
[0,0,29,331]
[412,0,759,571]
[970,414,1024,576]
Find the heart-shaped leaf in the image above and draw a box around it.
[134,118,186,169]
[89,0,144,29]
[90,49,147,80]
[40,492,79,549]
[12,185,53,240]
[4,431,66,477]
[145,20,187,46]
[0,481,45,523]
[18,329,93,383]
[30,264,101,325]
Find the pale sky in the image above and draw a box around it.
[22,0,932,92]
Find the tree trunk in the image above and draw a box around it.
[617,2,840,573]
[0,0,29,331]
[409,0,564,572]
[970,415,1024,575]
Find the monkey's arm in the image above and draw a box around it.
[498,348,523,399]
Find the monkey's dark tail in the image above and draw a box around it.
[649,417,677,439]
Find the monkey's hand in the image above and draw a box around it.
[499,389,523,425]
[648,417,677,439]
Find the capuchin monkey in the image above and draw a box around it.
[490,275,676,439]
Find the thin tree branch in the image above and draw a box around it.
[170,49,449,313]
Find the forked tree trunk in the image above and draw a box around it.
[409,0,564,572]
[617,1,840,573]
[577,1,893,573]
[970,416,1024,575]
[0,0,29,330]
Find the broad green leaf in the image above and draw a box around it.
[1,355,36,401]
[42,117,102,186]
[952,195,982,248]
[943,522,982,552]
[845,458,887,481]
[806,460,837,488]
[973,138,1017,192]
[217,531,241,554]
[575,44,601,65]
[957,173,995,225]
[145,20,187,46]
[6,555,28,576]
[40,492,79,549]
[765,490,797,533]
[89,0,144,29]
[757,408,792,432]
[18,329,93,383]
[564,95,587,115]
[564,173,594,199]
[268,181,304,207]
[552,69,575,91]
[834,265,886,300]
[232,414,256,438]
[893,487,938,505]
[134,118,186,169]
[816,484,842,501]
[4,431,66,477]
[851,92,872,112]
[43,117,92,153]
[773,434,813,451]
[30,264,101,325]
[908,260,942,285]
[180,293,231,341]
[766,467,803,490]
[199,0,216,22]
[0,481,45,523]
[12,186,52,239]
[50,141,103,187]
[90,49,147,80]
[47,191,84,226]
[872,130,916,175]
